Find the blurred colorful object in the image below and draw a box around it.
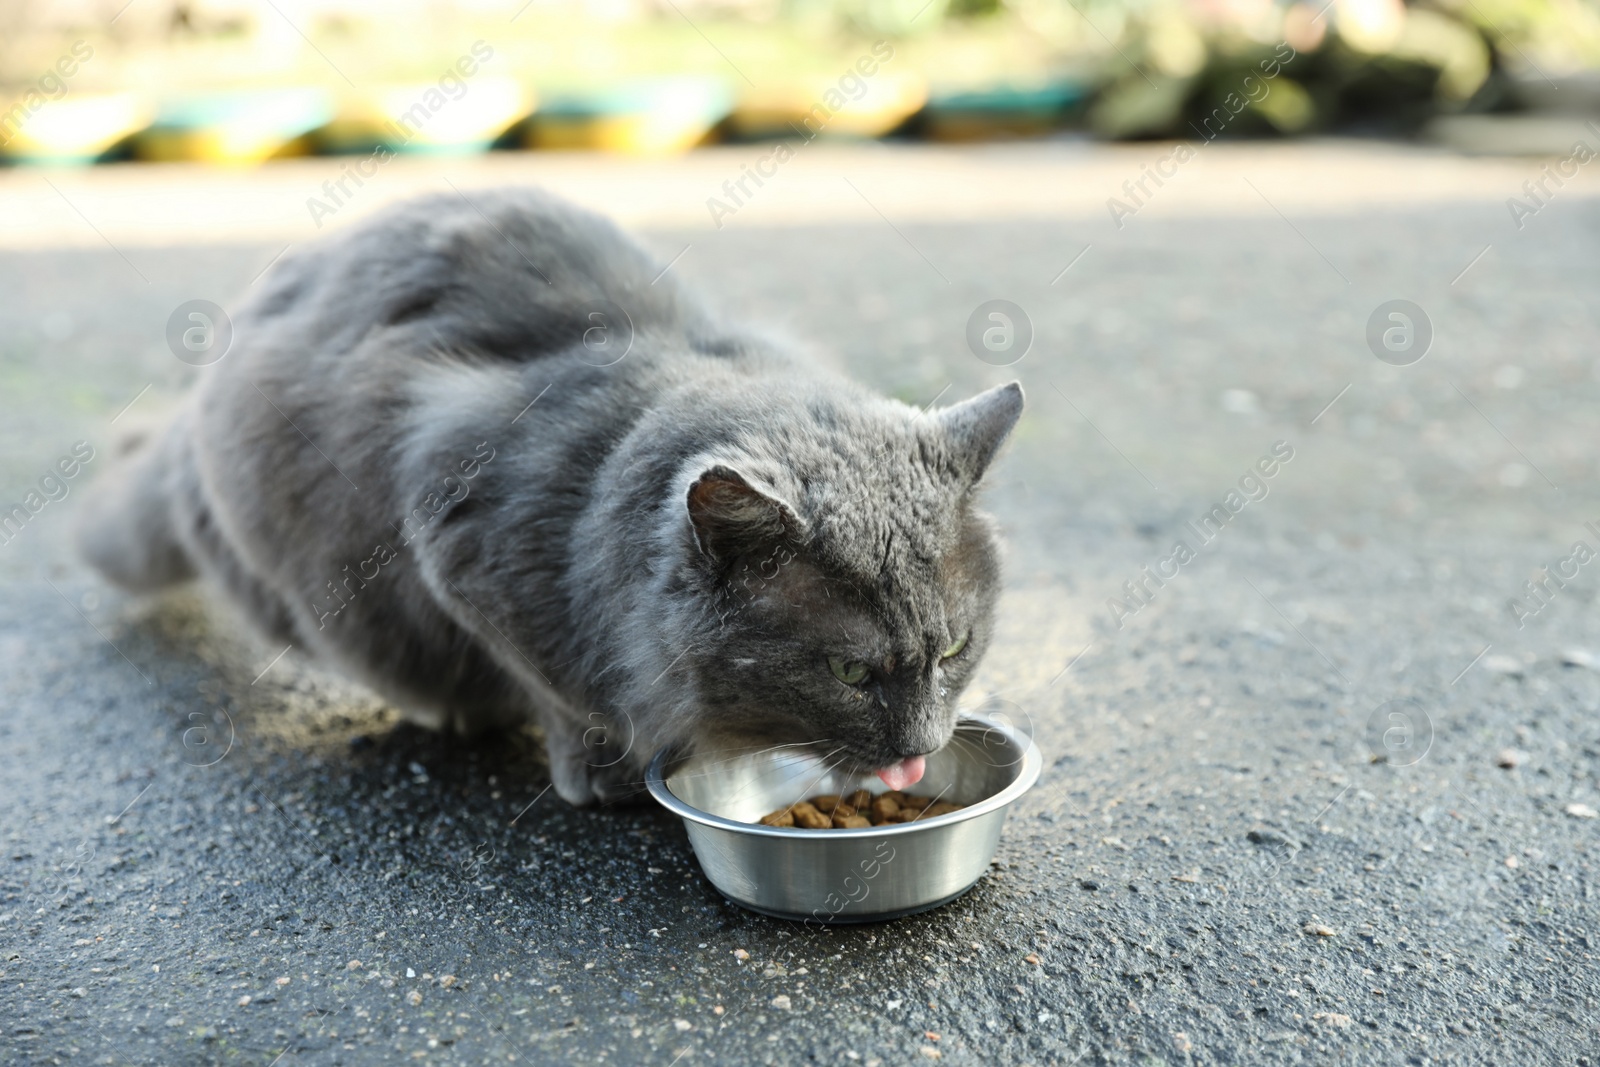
[136,88,333,164]
[527,77,734,155]
[0,0,1594,165]
[0,92,152,164]
[729,68,927,140]
[923,82,1087,141]
[319,78,534,155]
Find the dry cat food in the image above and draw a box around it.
[757,789,964,829]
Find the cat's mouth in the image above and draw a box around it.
[873,756,926,790]
[705,725,932,790]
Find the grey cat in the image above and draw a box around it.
[78,187,1023,805]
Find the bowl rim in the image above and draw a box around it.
[644,714,1042,839]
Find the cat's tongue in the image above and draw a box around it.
[874,756,926,791]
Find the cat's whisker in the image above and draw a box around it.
[943,733,981,757]
[700,739,831,759]
[627,740,838,788]
[687,738,836,769]
[766,746,847,819]
[901,780,958,823]
[693,743,848,814]
[609,738,843,794]
[945,730,1011,767]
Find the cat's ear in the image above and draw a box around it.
[686,465,800,559]
[935,381,1024,483]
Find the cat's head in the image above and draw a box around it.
[675,381,1022,788]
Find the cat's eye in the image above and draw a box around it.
[828,656,869,685]
[941,632,970,659]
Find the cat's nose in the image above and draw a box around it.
[890,719,949,760]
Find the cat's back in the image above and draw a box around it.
[240,186,703,371]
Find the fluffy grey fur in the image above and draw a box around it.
[78,188,1023,805]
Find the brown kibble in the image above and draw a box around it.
[791,803,832,829]
[757,790,958,829]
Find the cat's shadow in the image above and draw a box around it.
[117,588,662,869]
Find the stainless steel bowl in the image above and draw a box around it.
[646,715,1042,923]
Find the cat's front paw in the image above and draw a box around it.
[543,715,645,807]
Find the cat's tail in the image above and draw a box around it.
[76,411,198,592]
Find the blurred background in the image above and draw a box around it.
[2,0,1597,166]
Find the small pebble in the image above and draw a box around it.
[274,977,291,986]
[919,1047,941,1060]
[1505,855,1520,869]
[1303,923,1336,937]
[236,995,251,1007]
[1565,803,1599,819]
[406,990,423,1006]
[345,960,362,971]
[1313,1012,1352,1028]
[1483,654,1525,676]
[1023,954,1040,965]
[1496,748,1526,769]
[770,994,792,1010]
[733,949,749,961]
[439,975,458,989]
[674,1019,691,1032]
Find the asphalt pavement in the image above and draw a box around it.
[2,141,1599,1066]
